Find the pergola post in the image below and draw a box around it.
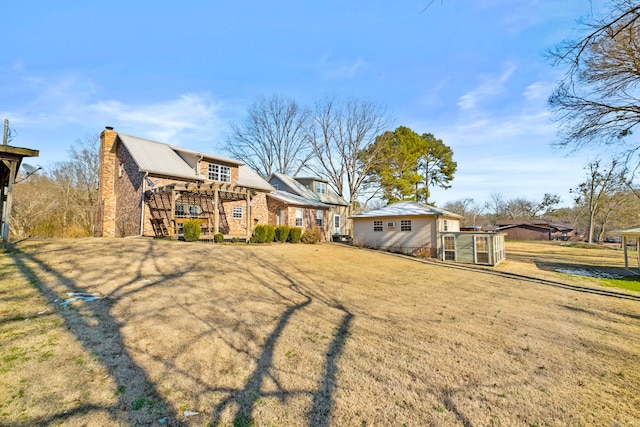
[623,235,629,269]
[246,193,251,241]
[213,188,219,234]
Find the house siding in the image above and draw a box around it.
[352,216,439,256]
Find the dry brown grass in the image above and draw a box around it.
[1,238,639,426]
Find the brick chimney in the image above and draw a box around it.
[95,127,118,237]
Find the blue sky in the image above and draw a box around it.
[2,0,612,206]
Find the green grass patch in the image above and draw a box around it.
[598,277,640,293]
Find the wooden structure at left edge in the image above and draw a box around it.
[0,144,39,243]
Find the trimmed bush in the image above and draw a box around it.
[214,233,224,243]
[264,225,276,243]
[251,224,267,243]
[289,227,302,243]
[275,225,290,243]
[301,226,322,244]
[182,219,201,242]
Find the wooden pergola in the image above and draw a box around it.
[612,225,640,273]
[145,181,254,240]
[0,144,39,243]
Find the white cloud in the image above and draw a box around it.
[321,55,367,80]
[1,71,230,163]
[523,81,555,101]
[457,64,517,110]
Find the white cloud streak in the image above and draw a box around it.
[457,64,517,110]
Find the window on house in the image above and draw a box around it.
[208,163,231,182]
[443,235,456,261]
[315,182,326,194]
[118,164,124,178]
[232,206,243,219]
[296,208,303,227]
[189,205,201,217]
[400,220,412,232]
[316,210,324,227]
[175,203,186,217]
[374,221,383,232]
[443,219,448,231]
[475,236,490,264]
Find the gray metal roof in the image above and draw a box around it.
[171,145,243,166]
[114,134,200,180]
[269,173,348,206]
[237,165,275,192]
[114,133,273,191]
[268,190,329,208]
[351,201,463,219]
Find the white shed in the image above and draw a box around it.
[350,202,462,257]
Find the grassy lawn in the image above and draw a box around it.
[0,238,639,426]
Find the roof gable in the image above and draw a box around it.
[268,173,348,206]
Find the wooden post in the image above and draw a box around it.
[624,236,629,269]
[1,159,17,242]
[246,192,251,241]
[213,188,219,234]
[170,189,176,236]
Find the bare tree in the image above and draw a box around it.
[571,159,627,243]
[307,97,390,213]
[225,94,312,177]
[549,1,640,154]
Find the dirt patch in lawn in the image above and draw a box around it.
[1,238,639,426]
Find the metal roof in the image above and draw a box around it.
[351,201,463,219]
[611,225,640,236]
[267,190,329,208]
[171,145,243,166]
[269,173,348,206]
[237,165,275,192]
[114,134,200,180]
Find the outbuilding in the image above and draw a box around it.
[351,201,506,265]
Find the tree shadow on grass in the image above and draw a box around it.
[208,252,355,427]
[6,241,180,425]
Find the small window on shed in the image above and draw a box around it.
[475,236,490,264]
[400,220,412,232]
[374,221,383,232]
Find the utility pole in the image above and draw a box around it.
[2,119,8,145]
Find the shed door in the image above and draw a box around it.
[474,236,490,264]
[333,214,341,234]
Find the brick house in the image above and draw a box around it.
[268,173,350,239]
[95,127,337,241]
[95,127,274,239]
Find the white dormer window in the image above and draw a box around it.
[315,182,326,194]
[208,163,231,182]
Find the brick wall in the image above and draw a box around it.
[114,143,145,237]
[95,128,117,237]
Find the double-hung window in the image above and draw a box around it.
[208,163,231,182]
[315,182,326,194]
[316,210,324,227]
[232,206,243,219]
[295,209,303,227]
[373,221,383,232]
[400,220,412,232]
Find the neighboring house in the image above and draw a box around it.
[496,220,574,241]
[95,127,274,239]
[351,201,506,265]
[268,173,350,238]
